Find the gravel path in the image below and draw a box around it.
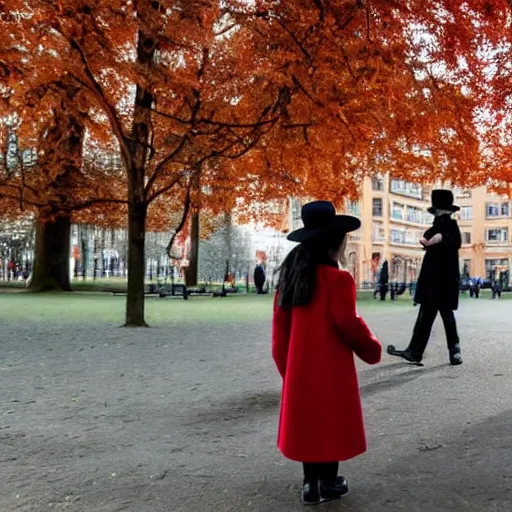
[1,298,511,511]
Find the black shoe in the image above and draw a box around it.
[320,476,349,502]
[450,345,463,366]
[302,481,321,505]
[387,345,423,364]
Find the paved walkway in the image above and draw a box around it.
[1,298,511,511]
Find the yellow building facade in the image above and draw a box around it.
[287,179,512,287]
[456,187,511,285]
[342,175,432,287]
[287,175,432,287]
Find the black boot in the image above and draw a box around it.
[387,345,423,364]
[320,476,349,502]
[449,344,463,366]
[302,481,321,505]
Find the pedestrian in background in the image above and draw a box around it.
[388,190,463,366]
[254,264,266,294]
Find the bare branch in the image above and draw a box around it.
[215,24,237,37]
[144,135,189,198]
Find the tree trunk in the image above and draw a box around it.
[101,228,106,278]
[125,200,148,327]
[225,211,233,275]
[123,23,155,327]
[81,225,88,280]
[184,212,199,287]
[29,215,71,292]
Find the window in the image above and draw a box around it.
[406,206,423,223]
[485,258,509,279]
[346,200,360,215]
[462,232,471,244]
[391,202,404,220]
[486,203,500,217]
[372,198,383,217]
[372,177,384,191]
[372,223,385,242]
[404,230,418,245]
[486,202,509,218]
[460,206,473,220]
[391,229,405,243]
[487,228,508,242]
[425,211,434,224]
[390,180,423,199]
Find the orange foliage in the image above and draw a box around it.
[1,0,497,230]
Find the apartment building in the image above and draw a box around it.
[286,175,433,286]
[456,187,511,286]
[286,180,512,287]
[344,175,433,286]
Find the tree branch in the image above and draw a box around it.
[68,39,132,169]
[144,135,189,198]
[146,170,188,203]
[166,184,192,260]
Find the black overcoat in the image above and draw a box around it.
[414,215,461,311]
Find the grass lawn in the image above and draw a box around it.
[0,288,415,326]
[0,293,274,325]
[0,286,502,326]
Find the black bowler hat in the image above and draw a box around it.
[427,189,460,215]
[287,201,361,243]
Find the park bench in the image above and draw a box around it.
[110,284,162,297]
[187,286,215,297]
[212,285,239,298]
[158,283,188,300]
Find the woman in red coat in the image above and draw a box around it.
[272,201,382,506]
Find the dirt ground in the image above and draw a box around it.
[1,296,511,511]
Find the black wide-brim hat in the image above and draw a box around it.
[427,189,460,215]
[287,200,361,243]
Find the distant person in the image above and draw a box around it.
[492,269,502,299]
[387,190,463,366]
[254,264,266,294]
[272,201,381,505]
[469,277,480,299]
[377,261,389,301]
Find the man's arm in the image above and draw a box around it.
[421,222,461,249]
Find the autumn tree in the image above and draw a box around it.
[1,1,294,326]
[2,0,502,326]
[0,111,127,291]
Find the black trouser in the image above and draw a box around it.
[303,462,338,484]
[408,306,459,357]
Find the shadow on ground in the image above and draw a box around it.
[184,390,281,426]
[238,410,512,512]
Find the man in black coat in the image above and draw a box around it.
[254,264,266,294]
[388,190,463,366]
[378,261,389,301]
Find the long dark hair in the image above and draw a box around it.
[277,233,345,309]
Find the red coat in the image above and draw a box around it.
[272,266,382,462]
